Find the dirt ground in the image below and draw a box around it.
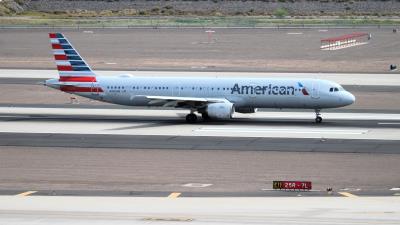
[1,28,400,73]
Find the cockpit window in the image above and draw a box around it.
[330,87,340,92]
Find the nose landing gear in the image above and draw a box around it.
[315,109,322,123]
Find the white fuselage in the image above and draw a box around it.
[53,75,355,110]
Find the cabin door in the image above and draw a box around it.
[311,82,320,99]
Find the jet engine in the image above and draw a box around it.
[206,102,234,119]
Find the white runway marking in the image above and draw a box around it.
[182,183,213,188]
[196,127,368,135]
[378,122,400,125]
[1,107,400,140]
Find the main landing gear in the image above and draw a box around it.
[315,109,322,123]
[185,113,211,123]
[186,113,198,123]
[186,108,212,123]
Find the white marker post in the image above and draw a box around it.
[205,30,215,44]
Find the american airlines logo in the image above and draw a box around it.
[297,82,309,96]
[231,83,305,96]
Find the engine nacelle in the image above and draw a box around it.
[206,102,234,119]
[235,107,258,114]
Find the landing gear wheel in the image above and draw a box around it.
[186,113,198,123]
[202,113,211,121]
[314,109,322,124]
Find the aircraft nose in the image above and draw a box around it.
[343,92,356,106]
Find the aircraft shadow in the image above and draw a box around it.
[0,113,381,129]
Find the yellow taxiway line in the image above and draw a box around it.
[15,191,37,196]
[168,192,181,198]
[338,192,359,197]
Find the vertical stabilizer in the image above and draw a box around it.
[49,33,97,82]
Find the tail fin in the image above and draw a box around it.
[49,33,96,82]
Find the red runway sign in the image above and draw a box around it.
[273,181,312,190]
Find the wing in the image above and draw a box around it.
[135,95,229,108]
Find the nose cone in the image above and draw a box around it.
[342,91,356,106]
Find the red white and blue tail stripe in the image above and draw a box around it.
[49,33,96,82]
[49,33,103,93]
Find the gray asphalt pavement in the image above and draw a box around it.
[0,145,399,197]
[1,132,400,153]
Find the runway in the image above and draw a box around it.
[1,107,400,141]
[0,196,399,225]
[0,68,400,196]
[1,106,400,196]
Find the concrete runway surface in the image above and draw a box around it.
[2,107,400,140]
[0,196,399,225]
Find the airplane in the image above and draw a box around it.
[45,33,355,123]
